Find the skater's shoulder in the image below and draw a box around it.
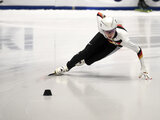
[117,24,127,31]
[116,27,128,37]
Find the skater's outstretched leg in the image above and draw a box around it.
[50,32,112,75]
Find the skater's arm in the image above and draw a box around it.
[119,31,147,72]
[120,31,152,79]
[123,41,146,70]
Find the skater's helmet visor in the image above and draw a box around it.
[103,28,116,39]
[103,28,116,34]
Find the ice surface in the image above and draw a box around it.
[0,10,160,120]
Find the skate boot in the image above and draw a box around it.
[75,59,85,66]
[55,66,68,75]
[48,65,68,76]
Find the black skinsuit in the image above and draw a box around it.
[67,32,121,70]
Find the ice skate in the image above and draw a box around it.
[75,59,85,66]
[48,66,68,76]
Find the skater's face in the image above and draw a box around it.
[103,29,116,39]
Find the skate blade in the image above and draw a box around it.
[48,72,56,76]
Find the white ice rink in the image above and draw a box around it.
[0,10,160,120]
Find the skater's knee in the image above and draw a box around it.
[85,60,93,66]
[86,63,92,66]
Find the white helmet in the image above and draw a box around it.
[99,17,117,31]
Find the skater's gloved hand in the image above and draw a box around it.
[139,67,152,80]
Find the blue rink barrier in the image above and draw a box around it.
[0,6,160,10]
